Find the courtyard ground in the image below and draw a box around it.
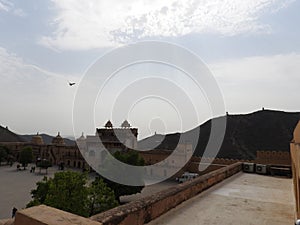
[0,164,58,219]
[0,164,177,219]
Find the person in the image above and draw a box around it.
[12,207,17,218]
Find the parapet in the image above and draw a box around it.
[14,205,102,225]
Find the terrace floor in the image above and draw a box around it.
[148,172,295,225]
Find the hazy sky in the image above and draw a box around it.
[0,0,300,139]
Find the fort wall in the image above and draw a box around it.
[255,150,291,165]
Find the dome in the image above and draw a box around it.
[31,132,44,145]
[52,132,65,145]
[77,132,86,141]
[121,120,131,128]
[104,120,113,128]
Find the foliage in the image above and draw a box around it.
[36,159,52,173]
[26,176,50,208]
[27,171,118,217]
[19,147,33,169]
[88,177,118,216]
[102,150,145,202]
[36,159,52,169]
[44,171,89,216]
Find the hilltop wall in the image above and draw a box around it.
[256,150,291,165]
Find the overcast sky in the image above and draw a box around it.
[0,0,299,139]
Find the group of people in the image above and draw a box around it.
[30,166,36,173]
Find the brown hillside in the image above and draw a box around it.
[0,126,26,142]
[138,110,300,160]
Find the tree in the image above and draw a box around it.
[88,177,118,216]
[19,147,33,169]
[44,171,89,217]
[36,159,52,174]
[102,150,145,203]
[26,176,50,208]
[27,171,118,217]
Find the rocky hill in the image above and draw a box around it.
[138,110,300,160]
[0,126,26,142]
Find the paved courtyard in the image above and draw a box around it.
[0,164,59,219]
[148,172,295,225]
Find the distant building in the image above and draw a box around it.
[97,120,138,151]
[0,132,86,169]
[139,143,193,178]
[52,132,65,145]
[0,120,139,171]
[77,120,138,167]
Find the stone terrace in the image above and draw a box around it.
[147,172,294,225]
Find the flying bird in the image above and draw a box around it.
[69,82,76,86]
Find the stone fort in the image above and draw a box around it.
[0,120,292,177]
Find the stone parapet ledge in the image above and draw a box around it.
[91,162,243,225]
[14,205,102,225]
[0,219,14,225]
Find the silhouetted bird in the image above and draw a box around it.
[69,82,76,86]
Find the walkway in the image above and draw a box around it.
[148,172,295,225]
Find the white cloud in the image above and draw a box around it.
[40,0,295,50]
[210,53,300,112]
[0,47,77,135]
[0,0,12,12]
[0,0,26,16]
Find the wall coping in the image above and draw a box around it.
[14,205,102,225]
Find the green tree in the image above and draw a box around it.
[27,171,118,217]
[102,151,145,203]
[36,159,52,174]
[88,177,118,216]
[19,147,33,169]
[26,176,50,208]
[44,171,89,217]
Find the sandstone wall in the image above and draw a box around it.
[14,205,101,225]
[91,162,243,225]
[291,121,300,220]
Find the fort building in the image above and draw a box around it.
[0,120,139,171]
